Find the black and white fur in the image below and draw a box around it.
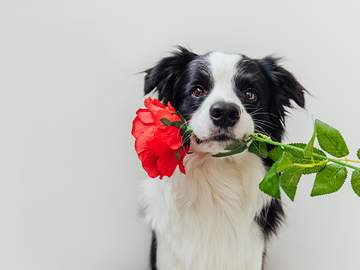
[140,47,305,270]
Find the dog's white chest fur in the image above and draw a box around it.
[140,152,271,270]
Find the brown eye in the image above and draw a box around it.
[244,89,258,103]
[191,87,208,98]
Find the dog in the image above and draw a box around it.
[139,47,305,270]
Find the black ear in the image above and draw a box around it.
[144,46,197,103]
[259,56,306,109]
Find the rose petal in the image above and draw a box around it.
[139,150,160,178]
[155,107,180,119]
[150,127,182,150]
[157,153,178,179]
[134,125,157,153]
[166,102,176,113]
[136,108,153,124]
[164,128,183,150]
[144,97,166,112]
[131,117,153,138]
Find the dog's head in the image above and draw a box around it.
[144,47,305,153]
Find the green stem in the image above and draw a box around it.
[251,133,360,171]
[343,158,360,164]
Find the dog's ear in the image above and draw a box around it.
[144,46,197,103]
[259,56,306,109]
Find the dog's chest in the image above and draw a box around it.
[141,153,270,270]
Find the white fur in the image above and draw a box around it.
[140,52,271,270]
[140,153,270,270]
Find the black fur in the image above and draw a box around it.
[150,231,157,270]
[255,199,285,240]
[144,47,198,105]
[144,47,305,270]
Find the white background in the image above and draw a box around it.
[1,0,360,269]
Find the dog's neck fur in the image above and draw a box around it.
[141,151,271,270]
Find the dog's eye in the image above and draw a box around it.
[244,89,258,103]
[191,87,208,98]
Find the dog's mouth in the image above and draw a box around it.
[194,133,236,144]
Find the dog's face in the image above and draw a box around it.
[144,47,305,153]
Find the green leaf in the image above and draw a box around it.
[351,170,360,197]
[315,119,349,158]
[357,149,360,160]
[276,152,295,172]
[248,141,268,158]
[160,118,184,128]
[268,143,326,162]
[224,140,245,151]
[299,160,327,175]
[304,129,316,159]
[212,143,247,157]
[280,167,303,201]
[268,146,285,161]
[259,163,281,199]
[268,144,327,174]
[311,164,347,196]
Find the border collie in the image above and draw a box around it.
[140,47,305,270]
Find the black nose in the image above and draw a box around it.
[209,101,240,128]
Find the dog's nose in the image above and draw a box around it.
[209,101,240,128]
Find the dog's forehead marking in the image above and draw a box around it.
[206,52,242,83]
[204,52,243,105]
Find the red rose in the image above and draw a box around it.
[131,97,189,179]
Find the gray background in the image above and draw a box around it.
[1,0,360,269]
